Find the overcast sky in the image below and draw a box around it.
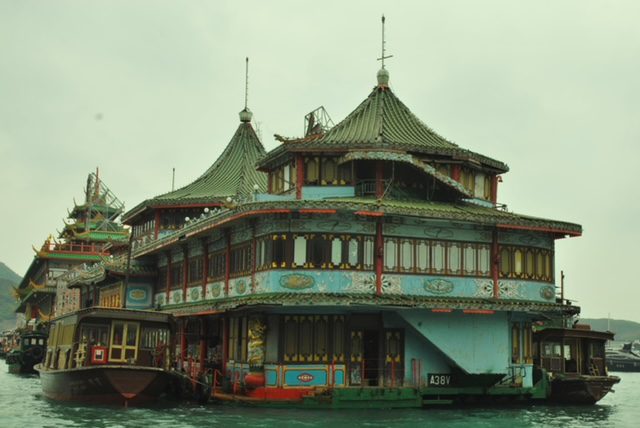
[1,0,638,321]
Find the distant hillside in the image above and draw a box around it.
[580,318,640,342]
[0,262,20,330]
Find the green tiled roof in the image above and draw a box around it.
[260,83,508,172]
[124,120,267,221]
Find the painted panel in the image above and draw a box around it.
[283,366,329,387]
[168,289,184,305]
[383,222,491,243]
[186,285,203,303]
[499,231,554,250]
[154,292,167,307]
[228,276,251,297]
[399,310,509,374]
[301,186,355,200]
[126,284,153,309]
[255,193,296,202]
[265,366,278,387]
[206,281,224,299]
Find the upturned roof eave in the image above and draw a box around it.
[133,198,581,257]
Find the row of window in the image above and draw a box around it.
[500,246,553,282]
[156,235,555,291]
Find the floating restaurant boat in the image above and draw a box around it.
[116,37,592,406]
[5,330,47,374]
[533,324,620,404]
[35,307,175,406]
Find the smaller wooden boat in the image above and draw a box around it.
[5,330,48,374]
[35,307,175,406]
[533,325,620,404]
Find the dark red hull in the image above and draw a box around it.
[550,375,620,404]
[35,364,171,406]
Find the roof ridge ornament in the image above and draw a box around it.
[376,14,392,87]
[239,57,253,122]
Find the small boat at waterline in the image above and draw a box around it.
[35,307,175,406]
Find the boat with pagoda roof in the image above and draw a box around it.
[35,307,175,406]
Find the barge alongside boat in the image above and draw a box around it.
[35,307,175,405]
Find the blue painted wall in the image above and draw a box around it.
[399,309,510,374]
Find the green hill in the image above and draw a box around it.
[0,261,20,330]
[580,318,640,342]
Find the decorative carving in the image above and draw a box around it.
[424,279,454,295]
[156,294,165,306]
[209,283,222,298]
[539,285,555,301]
[279,274,315,290]
[172,291,182,304]
[247,317,266,369]
[235,280,247,295]
[190,287,200,301]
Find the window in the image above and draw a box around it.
[141,328,169,350]
[500,246,553,282]
[322,158,338,185]
[170,262,183,290]
[416,241,430,272]
[433,242,445,274]
[384,238,397,271]
[293,235,306,267]
[157,267,167,293]
[188,256,204,284]
[399,240,413,272]
[282,315,339,364]
[208,251,226,281]
[463,244,476,275]
[230,245,251,277]
[305,157,319,185]
[109,321,139,363]
[363,237,375,270]
[448,243,462,275]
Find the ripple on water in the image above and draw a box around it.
[2,361,640,428]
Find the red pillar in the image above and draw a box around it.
[225,231,231,296]
[375,161,384,199]
[451,165,461,182]
[492,229,500,299]
[199,318,207,375]
[165,252,172,299]
[296,155,304,200]
[154,210,161,239]
[375,220,384,296]
[222,316,228,374]
[491,176,499,204]
[182,247,188,302]
[202,239,209,298]
[251,222,257,293]
[180,320,187,370]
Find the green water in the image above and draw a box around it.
[1,360,638,428]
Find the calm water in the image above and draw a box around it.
[1,360,639,428]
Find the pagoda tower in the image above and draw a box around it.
[15,171,128,325]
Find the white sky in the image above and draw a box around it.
[1,1,638,321]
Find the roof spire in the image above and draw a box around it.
[377,15,392,86]
[239,57,253,122]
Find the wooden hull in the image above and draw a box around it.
[550,375,620,404]
[35,364,171,406]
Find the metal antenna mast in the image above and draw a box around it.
[377,15,393,68]
[244,57,249,110]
